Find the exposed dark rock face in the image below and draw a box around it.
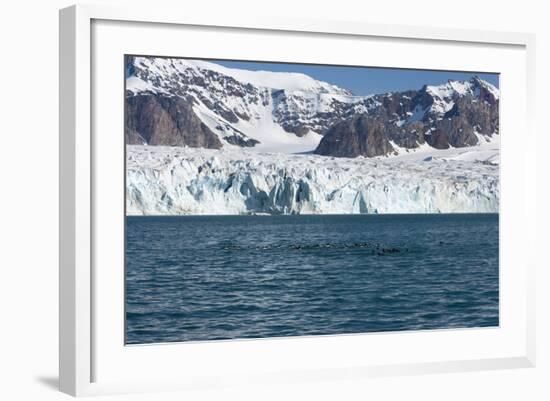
[126,56,265,147]
[315,79,499,157]
[315,115,394,158]
[224,134,259,147]
[424,129,451,149]
[127,55,271,124]
[125,94,222,148]
[271,90,373,137]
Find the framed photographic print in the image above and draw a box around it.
[59,4,536,396]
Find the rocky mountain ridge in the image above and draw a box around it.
[125,56,499,157]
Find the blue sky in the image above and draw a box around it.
[215,60,499,96]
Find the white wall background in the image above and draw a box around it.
[0,0,547,399]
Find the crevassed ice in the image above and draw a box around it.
[126,144,500,216]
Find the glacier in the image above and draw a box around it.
[126,138,500,216]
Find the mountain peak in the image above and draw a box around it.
[422,76,499,101]
[469,75,500,100]
[130,56,352,96]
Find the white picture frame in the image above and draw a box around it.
[59,4,536,397]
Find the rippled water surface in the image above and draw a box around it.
[125,214,499,344]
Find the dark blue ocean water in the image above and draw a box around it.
[125,214,499,344]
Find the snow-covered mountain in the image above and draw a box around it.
[126,56,358,153]
[125,56,499,156]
